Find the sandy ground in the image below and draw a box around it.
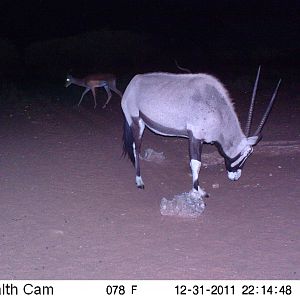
[0,82,299,280]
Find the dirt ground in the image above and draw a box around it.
[0,80,299,280]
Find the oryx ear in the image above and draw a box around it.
[247,136,260,146]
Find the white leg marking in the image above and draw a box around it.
[133,142,137,160]
[136,176,144,187]
[190,159,201,182]
[138,119,145,138]
[190,159,207,197]
[133,142,144,187]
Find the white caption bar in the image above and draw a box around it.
[0,280,299,299]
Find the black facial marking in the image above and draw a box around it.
[213,141,252,172]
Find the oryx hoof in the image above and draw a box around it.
[192,188,208,199]
[199,188,209,198]
[199,191,209,198]
[136,176,145,189]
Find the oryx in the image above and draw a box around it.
[121,67,281,197]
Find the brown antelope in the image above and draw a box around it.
[122,67,281,197]
[65,73,123,109]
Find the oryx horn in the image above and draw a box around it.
[253,78,282,137]
[245,66,261,137]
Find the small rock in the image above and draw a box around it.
[160,190,206,218]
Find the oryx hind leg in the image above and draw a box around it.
[188,131,208,198]
[132,117,145,189]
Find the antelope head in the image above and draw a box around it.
[227,66,281,181]
[65,74,73,88]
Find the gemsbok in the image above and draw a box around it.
[65,73,123,109]
[122,67,281,197]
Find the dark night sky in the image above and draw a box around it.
[0,0,299,50]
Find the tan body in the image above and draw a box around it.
[65,73,123,108]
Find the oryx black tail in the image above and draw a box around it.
[122,116,135,165]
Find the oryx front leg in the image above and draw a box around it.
[133,142,144,188]
[188,133,208,198]
[132,118,145,189]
